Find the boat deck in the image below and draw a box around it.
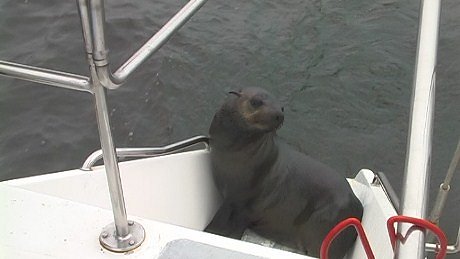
[0,150,397,258]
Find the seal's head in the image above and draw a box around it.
[224,87,284,133]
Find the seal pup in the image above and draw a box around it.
[205,87,363,258]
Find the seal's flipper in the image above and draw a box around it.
[204,202,248,239]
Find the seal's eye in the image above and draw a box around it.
[250,98,263,108]
[228,91,242,97]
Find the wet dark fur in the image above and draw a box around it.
[205,87,363,258]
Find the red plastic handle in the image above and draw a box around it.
[387,215,447,259]
[320,217,375,259]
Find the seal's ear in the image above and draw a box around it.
[228,91,242,97]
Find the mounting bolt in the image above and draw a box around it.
[129,240,135,246]
[101,232,109,238]
[128,220,134,226]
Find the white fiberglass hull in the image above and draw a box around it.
[0,150,396,258]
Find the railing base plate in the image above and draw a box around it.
[99,221,145,253]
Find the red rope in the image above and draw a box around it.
[387,215,447,259]
[320,217,375,259]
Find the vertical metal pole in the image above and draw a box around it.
[88,0,109,64]
[76,0,94,55]
[91,67,145,252]
[396,0,441,258]
[77,0,144,252]
[92,80,129,237]
[79,0,129,239]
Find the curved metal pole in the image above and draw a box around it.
[396,0,441,257]
[88,0,208,89]
[81,135,209,170]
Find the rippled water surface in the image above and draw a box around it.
[1,0,460,253]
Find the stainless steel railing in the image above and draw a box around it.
[0,61,91,92]
[86,0,208,89]
[0,0,209,253]
[81,135,209,170]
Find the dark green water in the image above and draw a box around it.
[1,0,459,254]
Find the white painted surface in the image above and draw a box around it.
[0,184,311,259]
[347,169,397,258]
[6,150,220,230]
[1,150,396,258]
